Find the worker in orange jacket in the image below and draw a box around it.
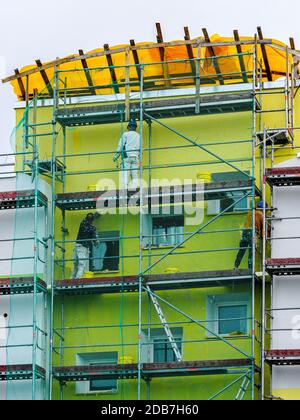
[234,201,268,270]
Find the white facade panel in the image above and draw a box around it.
[271,158,300,395]
[0,175,51,400]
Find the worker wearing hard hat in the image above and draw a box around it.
[234,201,268,271]
[114,119,141,189]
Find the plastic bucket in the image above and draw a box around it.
[119,356,134,364]
[83,272,94,279]
[165,267,180,274]
[197,172,212,183]
[87,184,98,192]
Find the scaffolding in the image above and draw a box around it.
[0,135,48,399]
[1,26,299,400]
[258,50,298,399]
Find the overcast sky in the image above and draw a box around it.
[1,0,299,160]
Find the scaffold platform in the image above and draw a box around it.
[55,269,252,295]
[0,190,48,210]
[266,259,300,276]
[56,180,253,211]
[266,167,300,187]
[0,365,45,381]
[265,350,300,366]
[53,359,254,382]
[0,277,47,295]
[56,93,257,127]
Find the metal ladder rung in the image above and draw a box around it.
[235,373,252,400]
[146,285,182,362]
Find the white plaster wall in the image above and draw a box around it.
[0,175,51,400]
[273,366,300,390]
[271,157,300,391]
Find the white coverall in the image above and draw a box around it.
[116,131,141,189]
[72,244,90,279]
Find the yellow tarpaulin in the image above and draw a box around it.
[9,34,295,100]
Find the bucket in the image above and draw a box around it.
[83,272,94,279]
[165,267,180,274]
[119,356,134,364]
[197,172,212,184]
[87,184,98,192]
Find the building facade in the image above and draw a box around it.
[1,32,300,400]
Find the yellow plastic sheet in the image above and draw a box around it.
[10,34,295,100]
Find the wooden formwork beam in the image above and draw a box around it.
[14,69,26,100]
[35,59,53,97]
[184,26,196,80]
[202,28,224,85]
[257,27,272,81]
[103,44,120,94]
[233,30,248,83]
[129,39,141,81]
[155,22,171,87]
[78,49,96,95]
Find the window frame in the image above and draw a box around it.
[206,293,250,338]
[141,328,183,363]
[143,213,185,248]
[153,337,183,363]
[76,352,118,395]
[207,194,250,216]
[91,230,120,273]
[216,302,248,336]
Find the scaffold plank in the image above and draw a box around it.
[266,167,300,187]
[56,180,253,211]
[0,365,45,381]
[55,93,256,127]
[53,359,254,382]
[266,258,300,276]
[257,129,292,146]
[0,190,48,210]
[0,277,47,295]
[55,269,252,295]
[266,350,300,366]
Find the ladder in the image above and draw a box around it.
[145,285,182,362]
[235,372,252,400]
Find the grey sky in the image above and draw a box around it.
[1,0,299,159]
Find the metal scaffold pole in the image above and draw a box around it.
[31,92,39,401]
[261,127,267,400]
[48,65,59,400]
[137,62,144,401]
[251,41,258,401]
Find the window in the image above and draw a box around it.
[206,293,250,337]
[91,231,119,272]
[141,328,183,363]
[221,192,249,213]
[218,304,248,335]
[153,338,182,363]
[143,214,184,248]
[208,192,249,215]
[76,352,118,395]
[90,363,117,392]
[207,171,250,215]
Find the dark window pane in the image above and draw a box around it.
[90,379,117,392]
[153,338,182,363]
[218,305,247,335]
[152,216,184,247]
[91,232,120,272]
[89,362,117,392]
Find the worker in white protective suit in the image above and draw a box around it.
[114,120,141,189]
